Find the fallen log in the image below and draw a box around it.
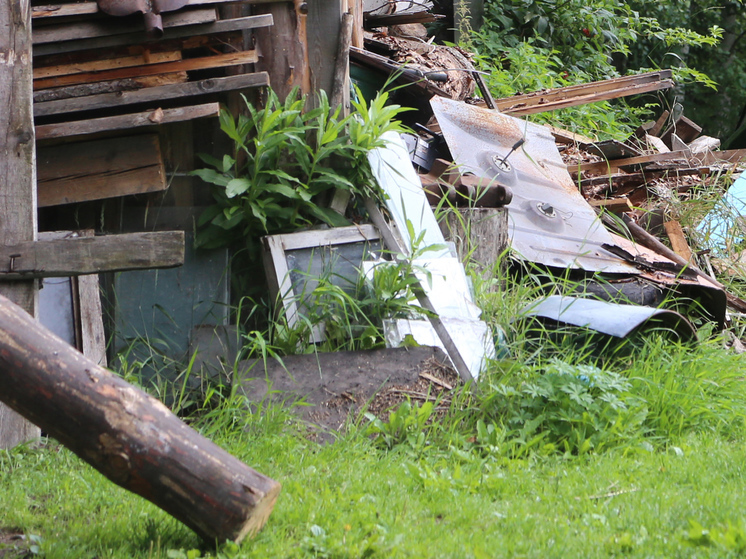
[0,294,280,542]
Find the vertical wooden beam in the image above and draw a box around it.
[306,0,343,101]
[0,0,42,448]
[254,2,310,100]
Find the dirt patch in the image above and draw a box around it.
[0,529,30,558]
[236,346,461,440]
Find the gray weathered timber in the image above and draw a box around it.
[0,232,186,279]
[32,7,218,44]
[35,103,219,140]
[307,0,342,101]
[34,14,273,56]
[0,294,281,542]
[0,0,41,448]
[35,72,269,117]
[439,208,508,291]
[253,2,310,100]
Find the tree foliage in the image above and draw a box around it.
[471,0,730,141]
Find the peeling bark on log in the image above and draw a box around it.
[0,294,281,542]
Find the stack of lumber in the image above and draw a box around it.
[31,0,277,207]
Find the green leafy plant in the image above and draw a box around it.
[480,359,649,455]
[192,87,410,255]
[365,399,435,450]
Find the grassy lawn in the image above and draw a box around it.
[3,385,746,558]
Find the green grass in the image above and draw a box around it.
[4,422,746,558]
[6,255,746,558]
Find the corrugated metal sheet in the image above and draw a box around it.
[431,97,638,273]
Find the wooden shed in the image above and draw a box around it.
[0,0,361,448]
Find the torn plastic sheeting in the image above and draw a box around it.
[696,169,746,256]
[430,96,638,274]
[520,295,697,340]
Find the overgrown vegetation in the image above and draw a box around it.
[469,0,724,139]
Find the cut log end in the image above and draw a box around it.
[234,480,282,543]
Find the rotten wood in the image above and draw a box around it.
[580,168,706,194]
[37,135,166,207]
[32,8,218,44]
[588,197,634,213]
[35,103,219,140]
[34,72,269,117]
[307,0,344,102]
[34,50,258,89]
[694,148,746,166]
[330,11,353,110]
[33,14,274,56]
[0,293,280,541]
[661,114,702,147]
[0,231,185,279]
[253,2,310,99]
[0,0,42,448]
[495,70,674,116]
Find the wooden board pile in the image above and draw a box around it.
[31,0,275,208]
[561,109,746,270]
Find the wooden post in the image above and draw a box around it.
[0,0,42,448]
[307,0,343,99]
[439,208,509,291]
[0,293,281,542]
[253,1,310,100]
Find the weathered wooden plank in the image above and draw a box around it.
[34,73,188,103]
[664,220,694,262]
[35,72,269,117]
[34,51,182,80]
[0,232,185,279]
[568,150,690,175]
[34,14,274,56]
[32,0,285,18]
[36,103,219,140]
[37,135,166,206]
[307,0,343,99]
[0,0,42,447]
[33,8,218,44]
[495,71,674,115]
[34,50,258,89]
[695,148,746,166]
[254,2,310,99]
[500,80,674,116]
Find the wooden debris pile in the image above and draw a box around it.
[31,0,274,207]
[561,108,746,278]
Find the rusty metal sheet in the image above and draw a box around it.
[521,295,696,340]
[430,96,637,273]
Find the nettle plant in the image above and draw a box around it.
[193,87,410,254]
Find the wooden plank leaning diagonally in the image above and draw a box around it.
[34,50,258,89]
[36,134,166,206]
[494,70,674,116]
[35,103,219,140]
[32,7,218,44]
[34,72,269,117]
[33,14,274,56]
[0,231,186,279]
